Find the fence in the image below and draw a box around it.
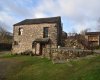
[0,43,12,51]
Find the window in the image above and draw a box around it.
[14,41,18,45]
[19,28,23,35]
[43,27,48,38]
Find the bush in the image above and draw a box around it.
[0,43,12,51]
[21,50,34,56]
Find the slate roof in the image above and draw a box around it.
[85,32,100,35]
[14,16,61,26]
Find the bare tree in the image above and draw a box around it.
[0,27,6,40]
[0,23,12,43]
[96,18,100,31]
[80,28,90,35]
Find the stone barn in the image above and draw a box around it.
[12,16,63,56]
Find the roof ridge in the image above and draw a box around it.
[13,16,61,26]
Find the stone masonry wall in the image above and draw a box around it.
[12,23,58,54]
[43,48,92,63]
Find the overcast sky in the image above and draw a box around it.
[0,0,100,33]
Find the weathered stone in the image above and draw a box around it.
[12,17,63,58]
[44,48,92,63]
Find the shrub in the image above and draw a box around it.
[21,50,34,56]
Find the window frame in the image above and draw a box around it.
[43,27,49,38]
[18,27,23,35]
[14,41,18,45]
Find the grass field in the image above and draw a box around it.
[0,54,100,80]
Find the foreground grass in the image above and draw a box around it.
[0,54,100,80]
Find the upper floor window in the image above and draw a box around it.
[19,28,23,35]
[43,27,48,38]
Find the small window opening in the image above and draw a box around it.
[43,27,48,38]
[19,28,23,35]
[14,41,18,45]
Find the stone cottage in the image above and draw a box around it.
[12,16,63,56]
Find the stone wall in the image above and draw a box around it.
[43,48,92,63]
[12,23,61,54]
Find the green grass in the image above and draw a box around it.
[0,54,100,80]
